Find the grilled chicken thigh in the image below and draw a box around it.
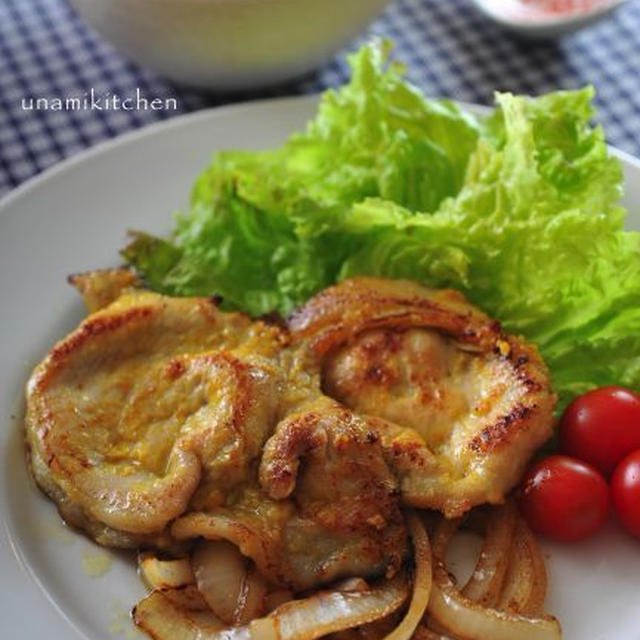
[289,277,556,517]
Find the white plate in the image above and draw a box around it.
[1,96,640,640]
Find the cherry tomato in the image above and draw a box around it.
[611,449,640,539]
[518,455,609,542]
[559,386,640,476]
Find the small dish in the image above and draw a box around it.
[472,0,629,38]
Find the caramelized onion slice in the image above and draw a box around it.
[192,539,248,625]
[413,626,457,640]
[519,519,548,615]
[381,513,432,640]
[139,552,195,590]
[186,609,227,631]
[252,573,408,640]
[236,567,269,624]
[429,580,560,640]
[162,585,210,612]
[134,591,248,640]
[461,502,516,607]
[329,612,402,640]
[499,517,548,615]
[135,576,408,640]
[334,578,370,593]
[427,516,561,640]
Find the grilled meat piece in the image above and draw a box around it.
[25,288,284,547]
[289,277,556,517]
[25,273,554,588]
[173,398,407,591]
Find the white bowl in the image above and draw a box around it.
[67,0,393,90]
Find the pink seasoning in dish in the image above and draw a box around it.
[519,0,616,14]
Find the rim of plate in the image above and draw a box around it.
[0,94,316,215]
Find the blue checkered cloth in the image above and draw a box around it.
[1,0,640,196]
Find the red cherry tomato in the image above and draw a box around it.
[559,386,640,476]
[611,449,640,539]
[518,455,609,542]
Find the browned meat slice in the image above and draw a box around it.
[25,289,284,547]
[289,277,556,517]
[173,397,407,591]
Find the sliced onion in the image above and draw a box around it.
[334,577,370,593]
[236,568,269,624]
[520,519,548,615]
[138,552,195,590]
[162,585,210,612]
[356,614,403,640]
[134,591,249,640]
[412,626,456,640]
[172,512,272,581]
[428,582,560,640]
[192,539,248,625]
[134,575,408,640]
[498,516,547,615]
[426,516,561,640]
[380,513,432,640]
[186,609,227,631]
[461,502,516,607]
[251,573,408,640]
[325,630,362,640]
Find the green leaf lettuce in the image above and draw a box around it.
[122,40,640,409]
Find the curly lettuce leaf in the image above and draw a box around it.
[122,42,640,409]
[123,40,480,313]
